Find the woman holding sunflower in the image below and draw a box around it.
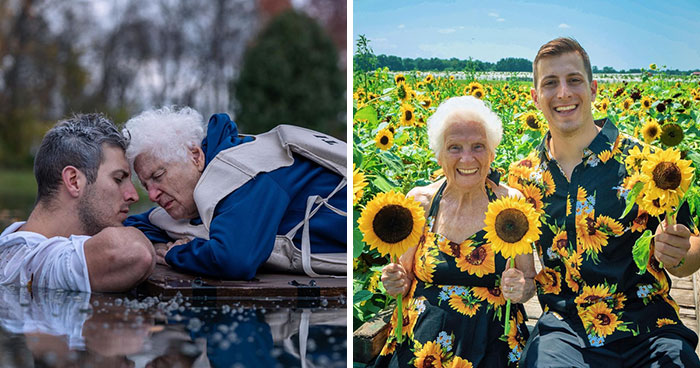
[372,96,537,367]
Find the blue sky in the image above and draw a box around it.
[353,0,700,70]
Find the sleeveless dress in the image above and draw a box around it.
[373,181,530,368]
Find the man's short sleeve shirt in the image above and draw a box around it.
[509,118,697,347]
[0,222,92,292]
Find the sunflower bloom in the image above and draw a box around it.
[447,356,473,368]
[535,267,562,295]
[624,145,651,174]
[660,123,684,147]
[400,104,415,126]
[484,196,541,259]
[414,232,439,283]
[564,252,583,292]
[353,164,368,205]
[521,112,543,131]
[656,318,677,327]
[472,286,506,307]
[471,87,485,99]
[358,191,426,259]
[582,301,622,337]
[455,243,496,277]
[641,119,661,143]
[375,129,394,150]
[389,302,420,339]
[640,96,653,110]
[552,230,569,258]
[449,294,481,317]
[438,238,471,258]
[414,341,444,368]
[576,213,609,254]
[639,147,694,211]
[574,284,611,305]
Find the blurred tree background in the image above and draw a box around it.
[0,0,346,224]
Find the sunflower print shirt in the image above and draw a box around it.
[509,118,698,347]
[373,180,529,368]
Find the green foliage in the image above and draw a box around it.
[233,10,344,139]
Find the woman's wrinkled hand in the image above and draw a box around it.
[381,263,411,297]
[501,259,527,303]
[153,238,191,266]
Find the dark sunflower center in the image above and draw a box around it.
[644,100,651,108]
[586,216,597,236]
[405,110,413,121]
[556,237,567,250]
[494,209,529,243]
[403,315,410,326]
[448,241,461,257]
[647,126,658,137]
[652,198,661,208]
[396,76,405,83]
[380,136,389,145]
[652,162,682,190]
[465,247,486,265]
[372,205,413,243]
[624,101,630,109]
[597,313,611,325]
[584,295,601,303]
[520,159,533,168]
[526,116,538,129]
[474,90,483,98]
[489,287,502,297]
[526,196,537,208]
[398,85,407,99]
[633,212,649,225]
[424,355,436,368]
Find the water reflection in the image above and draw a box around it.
[0,285,346,368]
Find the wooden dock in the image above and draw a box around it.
[138,264,347,308]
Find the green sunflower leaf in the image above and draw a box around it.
[353,226,365,258]
[354,105,378,126]
[620,181,644,219]
[354,289,374,303]
[632,230,653,275]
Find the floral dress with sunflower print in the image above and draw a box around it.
[508,118,698,348]
[373,180,530,368]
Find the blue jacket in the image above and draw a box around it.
[125,114,346,279]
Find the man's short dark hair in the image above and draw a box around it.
[34,113,127,203]
[533,37,592,89]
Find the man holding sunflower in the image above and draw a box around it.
[515,37,700,367]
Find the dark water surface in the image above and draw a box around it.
[0,285,346,368]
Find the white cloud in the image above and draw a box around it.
[398,24,405,29]
[497,18,505,22]
[488,12,499,17]
[438,28,456,34]
[559,23,571,29]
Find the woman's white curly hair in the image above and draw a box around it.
[124,106,206,166]
[427,96,502,157]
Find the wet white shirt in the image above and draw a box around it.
[0,222,91,292]
[0,285,91,349]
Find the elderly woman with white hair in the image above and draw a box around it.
[375,96,536,367]
[123,107,346,280]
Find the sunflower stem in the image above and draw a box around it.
[504,257,514,336]
[659,211,677,269]
[394,255,404,344]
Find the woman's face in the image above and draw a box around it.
[438,119,494,191]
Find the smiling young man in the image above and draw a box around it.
[0,114,155,292]
[513,38,700,367]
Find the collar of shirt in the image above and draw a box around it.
[536,118,619,163]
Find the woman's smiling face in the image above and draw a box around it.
[438,119,494,191]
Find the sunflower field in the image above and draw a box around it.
[352,67,700,329]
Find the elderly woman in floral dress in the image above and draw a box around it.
[375,96,537,367]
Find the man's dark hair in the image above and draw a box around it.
[533,37,592,89]
[34,113,127,203]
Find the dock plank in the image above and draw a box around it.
[139,264,347,307]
